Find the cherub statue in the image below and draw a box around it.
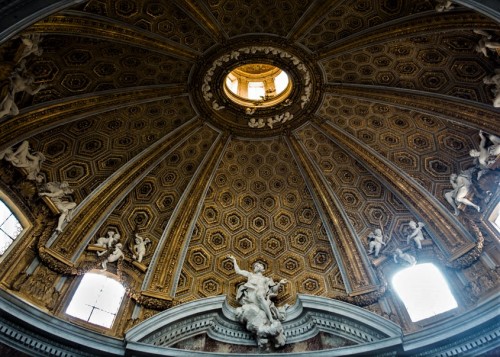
[9,71,46,96]
[407,221,425,249]
[132,233,151,263]
[101,243,124,270]
[435,0,454,12]
[444,172,480,215]
[39,181,77,233]
[473,29,500,57]
[393,248,417,266]
[469,130,500,179]
[367,228,386,257]
[0,92,19,119]
[19,34,43,60]
[212,101,225,111]
[228,255,288,349]
[95,231,121,256]
[0,140,45,182]
[483,72,500,108]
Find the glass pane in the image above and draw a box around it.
[392,263,457,322]
[98,280,125,313]
[66,303,93,321]
[248,82,265,100]
[1,215,22,239]
[0,230,13,255]
[66,273,125,328]
[0,200,10,224]
[88,309,115,328]
[274,71,289,94]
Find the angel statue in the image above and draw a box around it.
[444,171,480,216]
[367,228,386,258]
[407,221,425,249]
[132,233,151,263]
[0,140,45,182]
[94,231,121,257]
[469,130,500,174]
[228,255,289,349]
[39,181,77,233]
[393,249,417,266]
[101,243,124,270]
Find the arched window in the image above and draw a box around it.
[66,272,125,328]
[489,201,500,233]
[392,263,458,322]
[0,199,24,255]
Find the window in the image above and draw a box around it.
[247,81,265,100]
[66,272,125,328]
[489,201,500,233]
[225,75,238,94]
[0,199,23,255]
[392,263,457,322]
[274,70,289,94]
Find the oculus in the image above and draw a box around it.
[224,63,292,109]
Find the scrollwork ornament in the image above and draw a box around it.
[334,268,387,306]
[437,220,484,269]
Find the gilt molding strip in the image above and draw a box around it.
[318,10,499,60]
[145,134,228,298]
[175,0,228,42]
[29,10,199,60]
[0,85,187,150]
[313,119,476,260]
[287,0,340,43]
[287,135,378,295]
[323,84,500,135]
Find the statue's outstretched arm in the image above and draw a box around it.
[228,255,250,277]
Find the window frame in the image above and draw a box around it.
[64,270,126,331]
[0,191,31,263]
[392,263,459,324]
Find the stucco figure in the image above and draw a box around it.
[9,71,46,96]
[476,38,500,57]
[444,172,480,215]
[469,130,500,179]
[407,221,425,249]
[95,231,121,256]
[393,249,417,266]
[19,34,43,60]
[367,228,386,257]
[39,181,77,233]
[0,92,19,119]
[132,233,150,263]
[0,140,45,182]
[435,0,454,12]
[228,255,288,349]
[483,73,500,107]
[101,243,124,270]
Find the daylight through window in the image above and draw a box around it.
[392,263,458,322]
[66,272,125,328]
[0,200,23,255]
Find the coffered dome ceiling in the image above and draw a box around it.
[0,0,499,342]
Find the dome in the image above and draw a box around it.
[0,1,499,355]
